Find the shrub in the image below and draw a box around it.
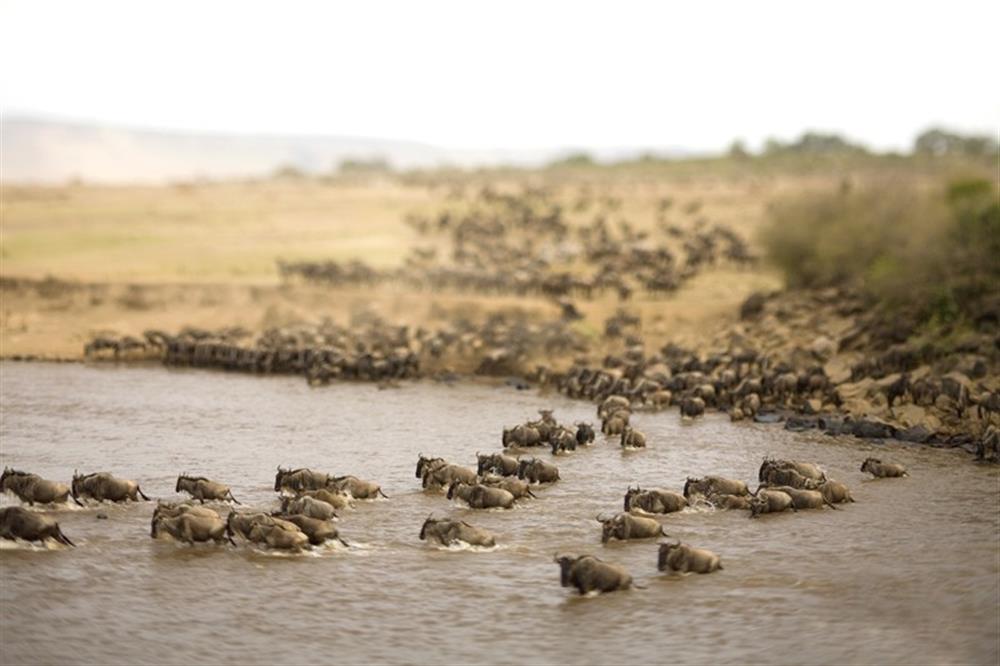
[760,177,999,322]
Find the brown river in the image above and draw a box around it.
[1,362,997,665]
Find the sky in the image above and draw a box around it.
[1,0,998,153]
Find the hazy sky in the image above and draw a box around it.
[1,0,997,152]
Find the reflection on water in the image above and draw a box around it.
[1,362,998,665]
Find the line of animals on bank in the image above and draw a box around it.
[2,404,910,593]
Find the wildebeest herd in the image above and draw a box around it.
[1,398,911,596]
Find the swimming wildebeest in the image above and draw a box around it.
[598,395,631,420]
[502,424,542,448]
[296,488,353,510]
[680,396,706,419]
[598,512,667,543]
[683,476,750,499]
[71,471,150,503]
[620,426,647,449]
[623,486,687,514]
[279,495,339,521]
[419,516,496,547]
[813,480,855,504]
[657,541,723,574]
[479,475,536,500]
[575,423,596,446]
[549,427,578,454]
[1,468,80,506]
[749,489,796,517]
[151,511,230,545]
[152,501,222,521]
[762,485,836,510]
[447,481,515,509]
[327,475,388,499]
[0,506,75,547]
[477,452,519,477]
[274,467,332,493]
[555,554,636,594]
[516,458,560,484]
[418,455,478,490]
[226,511,309,550]
[758,458,826,483]
[860,458,908,478]
[273,513,348,546]
[601,411,630,436]
[175,474,241,504]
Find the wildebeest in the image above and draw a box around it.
[447,481,515,509]
[860,458,908,478]
[274,466,332,493]
[598,512,667,543]
[175,474,240,504]
[502,424,542,448]
[71,471,150,503]
[575,423,596,446]
[763,485,836,510]
[758,458,826,483]
[555,554,635,594]
[152,501,222,522]
[226,512,309,550]
[657,541,723,574]
[623,486,687,514]
[758,465,818,490]
[749,489,795,517]
[420,456,478,490]
[598,395,631,419]
[704,493,752,510]
[0,506,74,547]
[280,495,338,520]
[151,512,230,545]
[297,488,353,510]
[601,411,630,436]
[620,426,647,449]
[328,475,388,499]
[479,475,536,500]
[274,513,348,546]
[683,476,750,499]
[419,516,496,547]
[1,468,79,506]
[517,458,560,484]
[549,427,578,454]
[477,452,519,476]
[680,396,706,419]
[813,480,855,504]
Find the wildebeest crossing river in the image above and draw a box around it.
[1,362,997,665]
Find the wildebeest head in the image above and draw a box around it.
[446,481,461,500]
[683,477,702,498]
[501,428,513,447]
[274,466,290,492]
[860,458,879,473]
[419,515,436,541]
[597,514,620,543]
[554,554,577,587]
[415,455,442,479]
[476,453,490,476]
[657,540,682,570]
[624,486,641,511]
[516,459,531,479]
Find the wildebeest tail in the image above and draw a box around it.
[377,488,389,499]
[55,527,75,547]
[137,486,151,501]
[227,491,242,505]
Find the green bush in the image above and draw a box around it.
[760,177,999,322]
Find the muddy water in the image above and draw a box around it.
[0,362,997,665]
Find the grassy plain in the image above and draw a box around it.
[3,156,983,360]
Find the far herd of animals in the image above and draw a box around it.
[1,401,910,595]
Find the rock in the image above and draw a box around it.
[785,415,818,431]
[891,404,941,431]
[852,418,896,440]
[754,411,784,424]
[96,513,108,520]
[896,425,933,443]
[825,354,862,386]
[818,415,851,435]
